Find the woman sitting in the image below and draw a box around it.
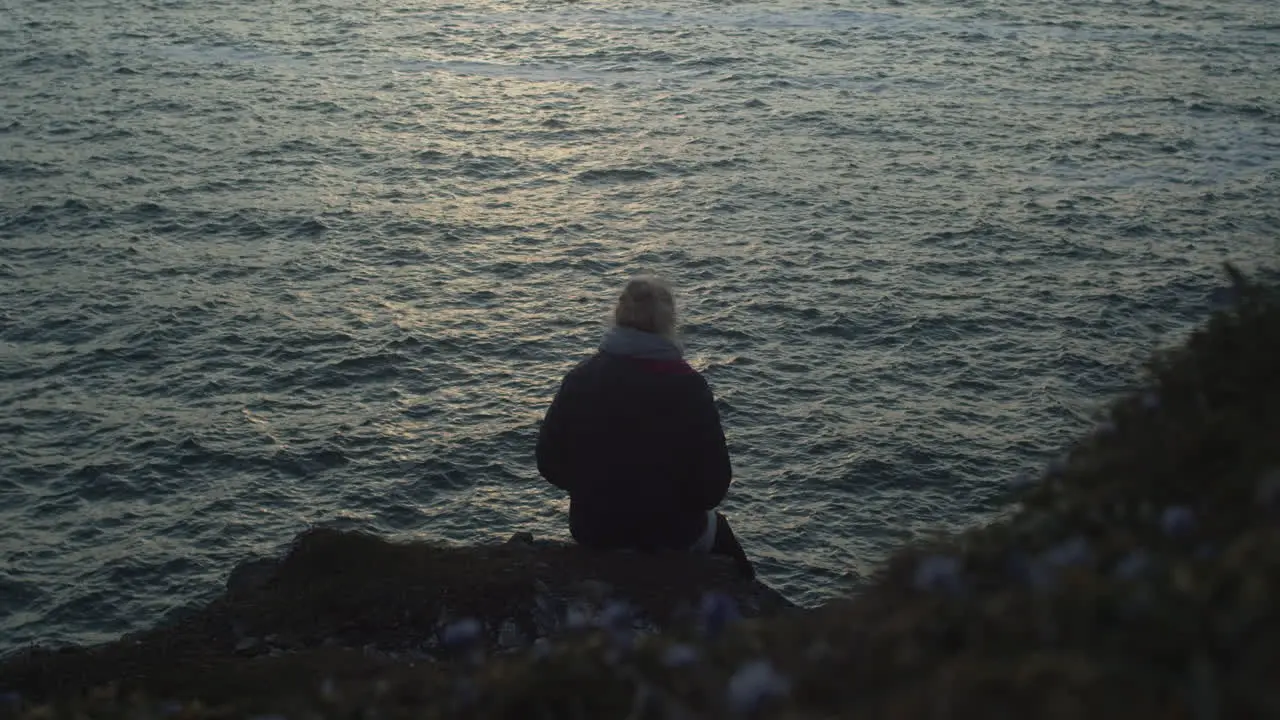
[536,275,754,579]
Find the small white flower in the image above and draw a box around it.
[497,619,527,649]
[1026,559,1057,591]
[1113,550,1149,581]
[440,618,483,647]
[1161,506,1195,537]
[1044,536,1091,568]
[596,601,631,630]
[698,592,741,637]
[912,554,963,594]
[565,605,591,630]
[727,659,790,715]
[662,643,700,668]
[531,637,551,659]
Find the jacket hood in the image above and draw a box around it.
[599,326,683,361]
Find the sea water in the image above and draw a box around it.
[1,0,1277,653]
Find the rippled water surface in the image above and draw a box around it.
[2,0,1278,652]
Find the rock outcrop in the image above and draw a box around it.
[0,527,795,704]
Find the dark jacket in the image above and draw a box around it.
[536,327,732,551]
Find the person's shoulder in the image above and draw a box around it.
[632,357,699,377]
[648,360,714,400]
[561,353,602,382]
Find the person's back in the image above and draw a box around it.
[537,276,754,576]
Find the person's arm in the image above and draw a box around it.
[685,376,732,510]
[536,380,574,492]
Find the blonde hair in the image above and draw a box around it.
[613,275,677,340]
